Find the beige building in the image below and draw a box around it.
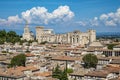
[22,23,34,41]
[36,27,96,46]
[36,27,54,43]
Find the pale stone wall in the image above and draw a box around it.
[36,27,96,45]
[36,27,55,43]
[88,30,96,42]
[22,24,34,41]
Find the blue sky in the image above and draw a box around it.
[0,0,120,35]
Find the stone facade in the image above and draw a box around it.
[36,27,96,46]
[36,27,54,43]
[22,23,34,41]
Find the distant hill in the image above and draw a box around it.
[97,32,120,39]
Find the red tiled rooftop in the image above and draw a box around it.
[103,66,120,73]
[85,70,109,78]
[25,53,35,57]
[34,71,52,77]
[51,56,80,61]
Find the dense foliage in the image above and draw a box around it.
[9,54,26,67]
[40,41,48,44]
[107,44,116,50]
[67,68,73,73]
[0,30,21,44]
[52,65,68,80]
[82,54,98,68]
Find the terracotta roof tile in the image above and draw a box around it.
[51,56,80,61]
[25,53,35,57]
[85,70,109,78]
[34,71,52,77]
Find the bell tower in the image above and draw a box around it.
[24,21,30,34]
[22,21,34,41]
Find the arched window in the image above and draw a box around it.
[73,38,75,43]
[77,38,79,43]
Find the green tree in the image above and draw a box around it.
[28,40,34,44]
[0,30,21,44]
[115,39,119,42]
[107,44,116,50]
[52,65,62,79]
[52,65,68,80]
[0,30,6,44]
[60,69,68,80]
[82,54,98,68]
[19,39,27,45]
[6,31,21,44]
[67,68,73,73]
[9,54,26,67]
[0,30,6,37]
[7,31,17,37]
[40,41,48,44]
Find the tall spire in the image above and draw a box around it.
[25,20,29,27]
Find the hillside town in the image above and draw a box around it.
[0,24,120,80]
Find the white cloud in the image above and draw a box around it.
[0,19,6,25]
[99,8,120,26]
[0,5,74,26]
[8,15,22,24]
[21,5,74,24]
[100,14,108,20]
[52,6,74,21]
[75,21,87,26]
[0,15,22,26]
[76,17,99,27]
[90,17,99,26]
[0,6,120,28]
[77,8,120,27]
[105,20,116,26]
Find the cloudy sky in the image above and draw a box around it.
[0,0,120,34]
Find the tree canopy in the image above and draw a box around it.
[40,41,48,44]
[9,54,26,67]
[107,44,116,50]
[52,65,68,80]
[82,54,98,68]
[0,30,21,44]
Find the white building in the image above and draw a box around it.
[36,27,54,43]
[36,26,96,46]
[22,23,34,41]
[113,44,120,50]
